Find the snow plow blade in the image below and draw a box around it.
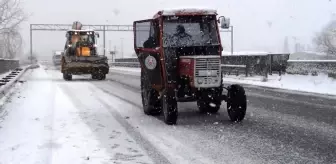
[62,56,109,75]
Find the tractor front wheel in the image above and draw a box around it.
[227,84,247,122]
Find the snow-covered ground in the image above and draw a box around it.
[110,67,141,76]
[110,66,336,96]
[0,66,154,164]
[223,74,336,96]
[0,65,335,163]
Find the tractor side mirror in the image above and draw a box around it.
[95,32,100,38]
[218,16,230,29]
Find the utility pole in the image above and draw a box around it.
[120,38,124,58]
[113,45,116,62]
[109,40,112,61]
[231,25,234,55]
[30,24,33,64]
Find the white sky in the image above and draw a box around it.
[19,0,336,58]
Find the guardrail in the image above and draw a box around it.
[0,59,20,74]
[111,55,336,80]
[111,54,290,77]
[0,64,39,99]
[286,60,336,78]
[111,62,140,68]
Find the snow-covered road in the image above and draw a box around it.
[0,65,335,164]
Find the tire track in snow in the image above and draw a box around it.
[58,83,168,164]
[93,97,173,164]
[103,70,336,163]
[90,85,218,164]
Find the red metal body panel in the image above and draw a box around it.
[178,58,195,87]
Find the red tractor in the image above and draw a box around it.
[133,8,247,125]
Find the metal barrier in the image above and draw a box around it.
[111,62,140,68]
[0,59,20,74]
[111,54,290,78]
[111,54,336,78]
[286,60,336,76]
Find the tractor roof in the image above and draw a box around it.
[66,29,95,33]
[153,7,217,18]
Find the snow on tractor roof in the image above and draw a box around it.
[160,7,217,16]
[222,51,270,56]
[67,29,95,32]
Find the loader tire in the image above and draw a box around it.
[63,73,72,81]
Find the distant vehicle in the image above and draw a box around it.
[133,8,247,125]
[61,21,109,80]
[52,51,63,65]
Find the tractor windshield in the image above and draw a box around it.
[162,15,219,48]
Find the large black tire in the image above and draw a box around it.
[97,74,106,80]
[91,74,98,80]
[227,84,247,122]
[63,73,72,81]
[141,69,161,115]
[162,90,178,125]
[92,73,106,80]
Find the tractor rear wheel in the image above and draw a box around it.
[141,69,161,115]
[162,90,178,125]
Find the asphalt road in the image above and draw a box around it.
[105,69,336,164]
[41,65,336,163]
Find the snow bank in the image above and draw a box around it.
[161,7,217,15]
[223,73,336,96]
[110,67,141,76]
[110,66,336,96]
[222,51,269,56]
[288,60,336,63]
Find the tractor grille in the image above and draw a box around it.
[195,58,221,77]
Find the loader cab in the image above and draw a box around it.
[64,30,98,56]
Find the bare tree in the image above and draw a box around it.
[313,20,336,56]
[0,0,27,59]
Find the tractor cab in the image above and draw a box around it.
[133,8,246,125]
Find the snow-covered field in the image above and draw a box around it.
[110,66,336,96]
